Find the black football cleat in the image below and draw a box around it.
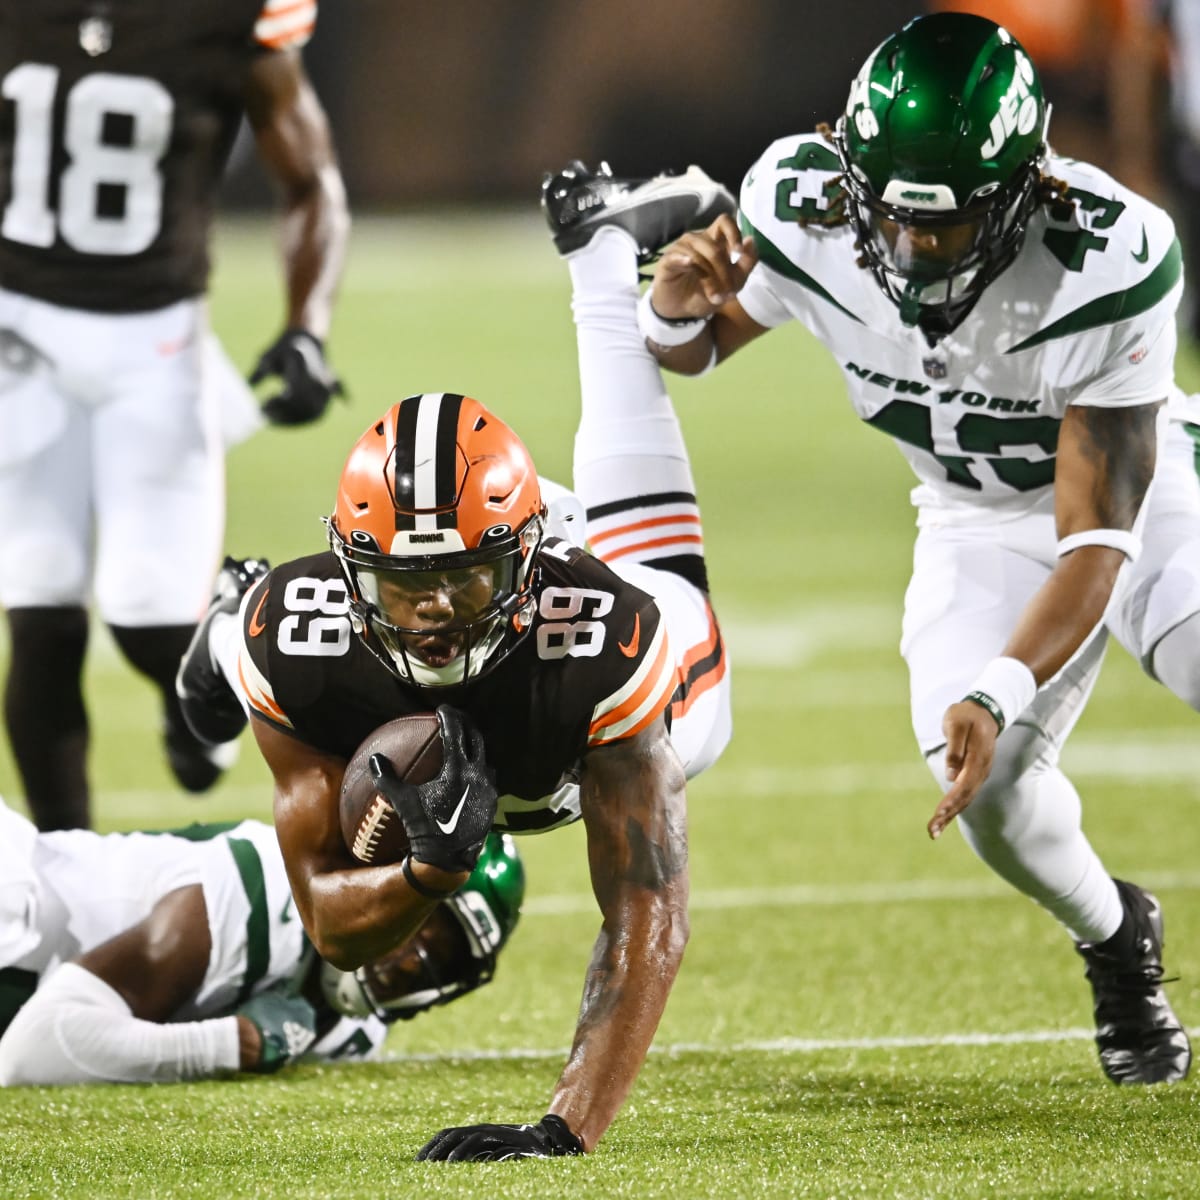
[1075,879,1191,1085]
[164,715,239,795]
[541,160,736,264]
[174,556,270,761]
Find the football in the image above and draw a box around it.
[339,713,443,864]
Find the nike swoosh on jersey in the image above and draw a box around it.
[1132,227,1149,263]
[618,612,641,658]
[436,786,471,835]
[248,588,270,637]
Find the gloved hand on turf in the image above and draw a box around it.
[249,328,344,426]
[368,705,497,874]
[417,1114,584,1161]
[236,987,317,1073]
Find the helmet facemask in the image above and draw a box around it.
[836,137,1042,334]
[330,514,544,688]
[320,901,495,1023]
[321,832,524,1022]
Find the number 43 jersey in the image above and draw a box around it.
[0,0,315,312]
[736,135,1185,523]
[236,544,683,834]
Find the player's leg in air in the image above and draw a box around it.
[542,162,733,774]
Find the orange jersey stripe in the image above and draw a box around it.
[238,656,290,726]
[257,21,315,49]
[258,0,314,18]
[588,630,677,743]
[588,512,701,547]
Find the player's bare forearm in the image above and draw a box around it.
[549,722,689,1150]
[246,50,349,339]
[1010,400,1159,682]
[252,717,446,969]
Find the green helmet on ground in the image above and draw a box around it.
[833,11,1049,333]
[322,832,526,1023]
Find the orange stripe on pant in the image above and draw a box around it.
[588,512,701,548]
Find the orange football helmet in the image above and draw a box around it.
[328,393,545,686]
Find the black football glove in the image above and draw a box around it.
[368,705,497,874]
[417,1114,584,1162]
[249,328,344,426]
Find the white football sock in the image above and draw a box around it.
[565,228,704,569]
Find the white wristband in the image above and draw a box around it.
[963,656,1037,733]
[636,288,710,348]
[1056,528,1141,562]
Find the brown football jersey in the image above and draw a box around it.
[0,0,311,311]
[238,543,680,833]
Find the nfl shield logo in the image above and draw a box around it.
[922,357,947,380]
[79,17,113,57]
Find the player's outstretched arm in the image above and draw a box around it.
[0,886,312,1084]
[255,716,458,969]
[244,49,349,424]
[417,715,688,1159]
[929,400,1161,838]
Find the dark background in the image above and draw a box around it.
[226,1,915,206]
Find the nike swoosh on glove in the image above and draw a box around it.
[368,704,497,873]
[417,1114,584,1161]
[250,328,344,426]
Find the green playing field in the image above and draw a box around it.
[2,215,1199,1199]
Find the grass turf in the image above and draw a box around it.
[1,213,1199,1198]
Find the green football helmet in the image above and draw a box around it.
[321,832,525,1022]
[833,12,1048,335]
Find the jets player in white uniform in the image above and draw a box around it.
[553,12,1199,1086]
[0,796,523,1085]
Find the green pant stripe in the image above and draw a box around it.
[226,837,270,1005]
[1185,422,1200,478]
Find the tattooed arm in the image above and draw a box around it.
[1004,400,1161,677]
[930,400,1161,835]
[548,714,690,1151]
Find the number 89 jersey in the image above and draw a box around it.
[236,544,679,834]
[736,136,1183,523]
[0,0,314,312]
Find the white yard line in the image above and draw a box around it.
[381,1026,1132,1065]
[525,870,1200,916]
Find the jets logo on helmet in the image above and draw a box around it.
[328,393,545,686]
[833,12,1049,335]
[979,51,1040,160]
